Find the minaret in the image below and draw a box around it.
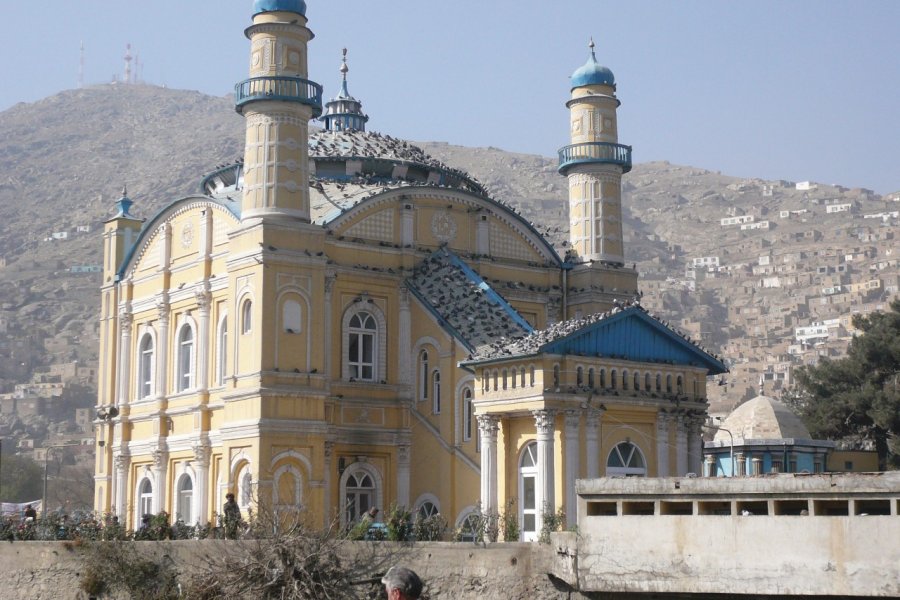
[321,48,369,132]
[559,39,638,317]
[235,0,323,223]
[559,38,631,266]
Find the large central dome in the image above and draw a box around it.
[252,0,307,16]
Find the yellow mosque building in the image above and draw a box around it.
[94,0,727,540]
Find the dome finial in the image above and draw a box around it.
[340,48,349,79]
[589,36,596,58]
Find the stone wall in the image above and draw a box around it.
[0,540,579,600]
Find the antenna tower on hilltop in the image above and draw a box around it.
[124,43,133,84]
[78,41,85,88]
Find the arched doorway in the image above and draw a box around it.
[519,441,539,541]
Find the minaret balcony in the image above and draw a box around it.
[235,76,323,117]
[558,142,632,175]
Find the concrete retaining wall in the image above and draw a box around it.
[0,540,577,600]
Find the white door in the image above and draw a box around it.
[519,442,539,541]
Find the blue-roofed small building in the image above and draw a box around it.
[94,3,727,540]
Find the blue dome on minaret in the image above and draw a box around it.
[571,38,615,89]
[252,0,307,16]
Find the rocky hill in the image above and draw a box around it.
[1,84,897,419]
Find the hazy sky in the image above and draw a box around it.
[4,0,899,193]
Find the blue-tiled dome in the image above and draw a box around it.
[571,44,615,89]
[252,0,307,16]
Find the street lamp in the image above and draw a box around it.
[41,443,77,516]
[703,422,736,477]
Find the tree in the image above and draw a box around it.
[1,453,44,503]
[792,298,900,469]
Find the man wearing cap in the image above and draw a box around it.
[382,566,423,600]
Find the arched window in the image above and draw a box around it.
[622,369,629,390]
[493,370,498,391]
[519,442,539,541]
[600,369,606,388]
[482,371,488,393]
[241,299,252,335]
[274,464,303,509]
[511,368,517,389]
[347,312,377,381]
[656,373,662,392]
[415,495,441,520]
[432,370,441,414]
[645,373,652,391]
[611,369,617,390]
[607,442,647,477]
[666,374,673,394]
[576,366,584,387]
[419,351,429,401]
[176,324,195,392]
[676,375,684,395]
[520,367,526,388]
[502,369,508,390]
[634,371,641,391]
[588,368,595,389]
[216,315,228,386]
[342,467,377,526]
[138,333,154,399]
[237,465,253,509]
[138,478,153,527]
[176,475,193,523]
[283,299,302,333]
[529,366,535,387]
[463,387,473,441]
[553,365,560,389]
[455,508,481,542]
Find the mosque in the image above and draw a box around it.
[94,0,727,539]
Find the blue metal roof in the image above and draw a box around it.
[541,308,728,374]
[252,0,306,16]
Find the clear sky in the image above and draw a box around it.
[4,0,899,194]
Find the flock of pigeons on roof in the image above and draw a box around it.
[468,298,724,365]
[406,251,531,351]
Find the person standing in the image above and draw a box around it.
[223,492,242,539]
[23,505,37,521]
[382,566,423,600]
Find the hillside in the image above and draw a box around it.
[0,84,897,420]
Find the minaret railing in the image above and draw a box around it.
[235,76,323,116]
[558,141,632,174]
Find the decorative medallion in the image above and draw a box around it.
[288,51,300,65]
[180,221,194,248]
[431,211,458,243]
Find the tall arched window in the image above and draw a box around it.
[493,370,498,391]
[553,365,560,389]
[607,442,647,477]
[432,370,441,414]
[656,373,662,392]
[529,366,535,387]
[283,299,302,333]
[519,442,539,542]
[676,375,684,395]
[611,369,617,390]
[343,467,376,526]
[463,388,473,441]
[216,315,228,385]
[502,369,508,390]
[666,374,673,394]
[600,369,606,388]
[419,351,429,401]
[138,478,153,527]
[634,371,641,391]
[274,464,303,510]
[138,333,154,399]
[176,475,193,523]
[622,369,629,390]
[588,368,595,389]
[347,312,376,381]
[241,299,252,335]
[645,373,652,391]
[576,366,584,387]
[176,325,194,392]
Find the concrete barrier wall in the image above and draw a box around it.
[0,540,578,600]
[569,515,900,597]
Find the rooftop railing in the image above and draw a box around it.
[558,142,632,174]
[235,76,323,117]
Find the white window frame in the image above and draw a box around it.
[606,441,647,477]
[339,462,383,528]
[175,323,195,392]
[137,478,154,528]
[519,441,539,542]
[432,369,441,414]
[342,301,387,383]
[216,313,228,386]
[176,474,194,524]
[137,332,155,399]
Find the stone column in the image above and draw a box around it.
[585,409,603,478]
[324,272,335,377]
[323,442,333,528]
[563,410,580,527]
[192,442,211,525]
[675,413,688,476]
[687,415,703,475]
[114,453,129,519]
[155,298,170,399]
[195,289,212,395]
[116,313,133,406]
[477,414,500,517]
[533,409,556,515]
[398,287,412,388]
[152,448,168,515]
[656,412,671,477]
[397,444,411,507]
